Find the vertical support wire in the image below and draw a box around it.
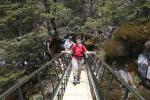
[52,61,60,81]
[18,87,24,100]
[56,58,63,79]
[63,54,71,70]
[95,60,101,78]
[60,82,63,100]
[99,66,106,84]
[96,60,102,79]
[97,60,104,81]
[63,79,65,93]
[58,58,63,75]
[61,83,63,100]
[47,65,55,96]
[93,57,98,74]
[60,55,67,71]
[105,75,113,100]
[37,73,45,100]
[123,88,129,100]
[56,91,60,100]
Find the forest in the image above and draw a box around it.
[0,0,150,99]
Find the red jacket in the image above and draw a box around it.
[71,44,87,57]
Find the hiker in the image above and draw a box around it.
[62,36,95,85]
[64,36,74,51]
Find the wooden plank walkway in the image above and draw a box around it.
[63,70,93,100]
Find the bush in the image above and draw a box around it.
[104,21,150,61]
[114,21,150,42]
[104,39,127,58]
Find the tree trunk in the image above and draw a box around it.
[43,0,58,38]
[50,18,58,38]
[42,0,52,36]
[82,0,93,19]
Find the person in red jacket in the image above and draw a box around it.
[62,36,95,85]
[71,36,87,85]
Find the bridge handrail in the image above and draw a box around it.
[51,63,71,100]
[86,60,104,100]
[102,60,145,100]
[0,53,69,100]
[86,55,145,100]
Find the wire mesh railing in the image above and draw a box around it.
[0,53,72,100]
[1,52,146,100]
[86,54,145,100]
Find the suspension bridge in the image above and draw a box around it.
[0,53,145,100]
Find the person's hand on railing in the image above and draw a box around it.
[86,51,96,55]
[61,50,71,54]
[84,51,96,59]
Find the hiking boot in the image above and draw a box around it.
[76,79,80,84]
[75,76,80,84]
[73,77,77,85]
[73,81,77,85]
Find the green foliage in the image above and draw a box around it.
[0,68,25,94]
[0,0,75,61]
[95,0,122,26]
[0,0,150,92]
[90,0,150,30]
[0,0,47,39]
[51,3,73,26]
[0,28,48,61]
[84,18,101,30]
[64,0,83,15]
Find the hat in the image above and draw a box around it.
[69,36,72,39]
[76,36,81,39]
